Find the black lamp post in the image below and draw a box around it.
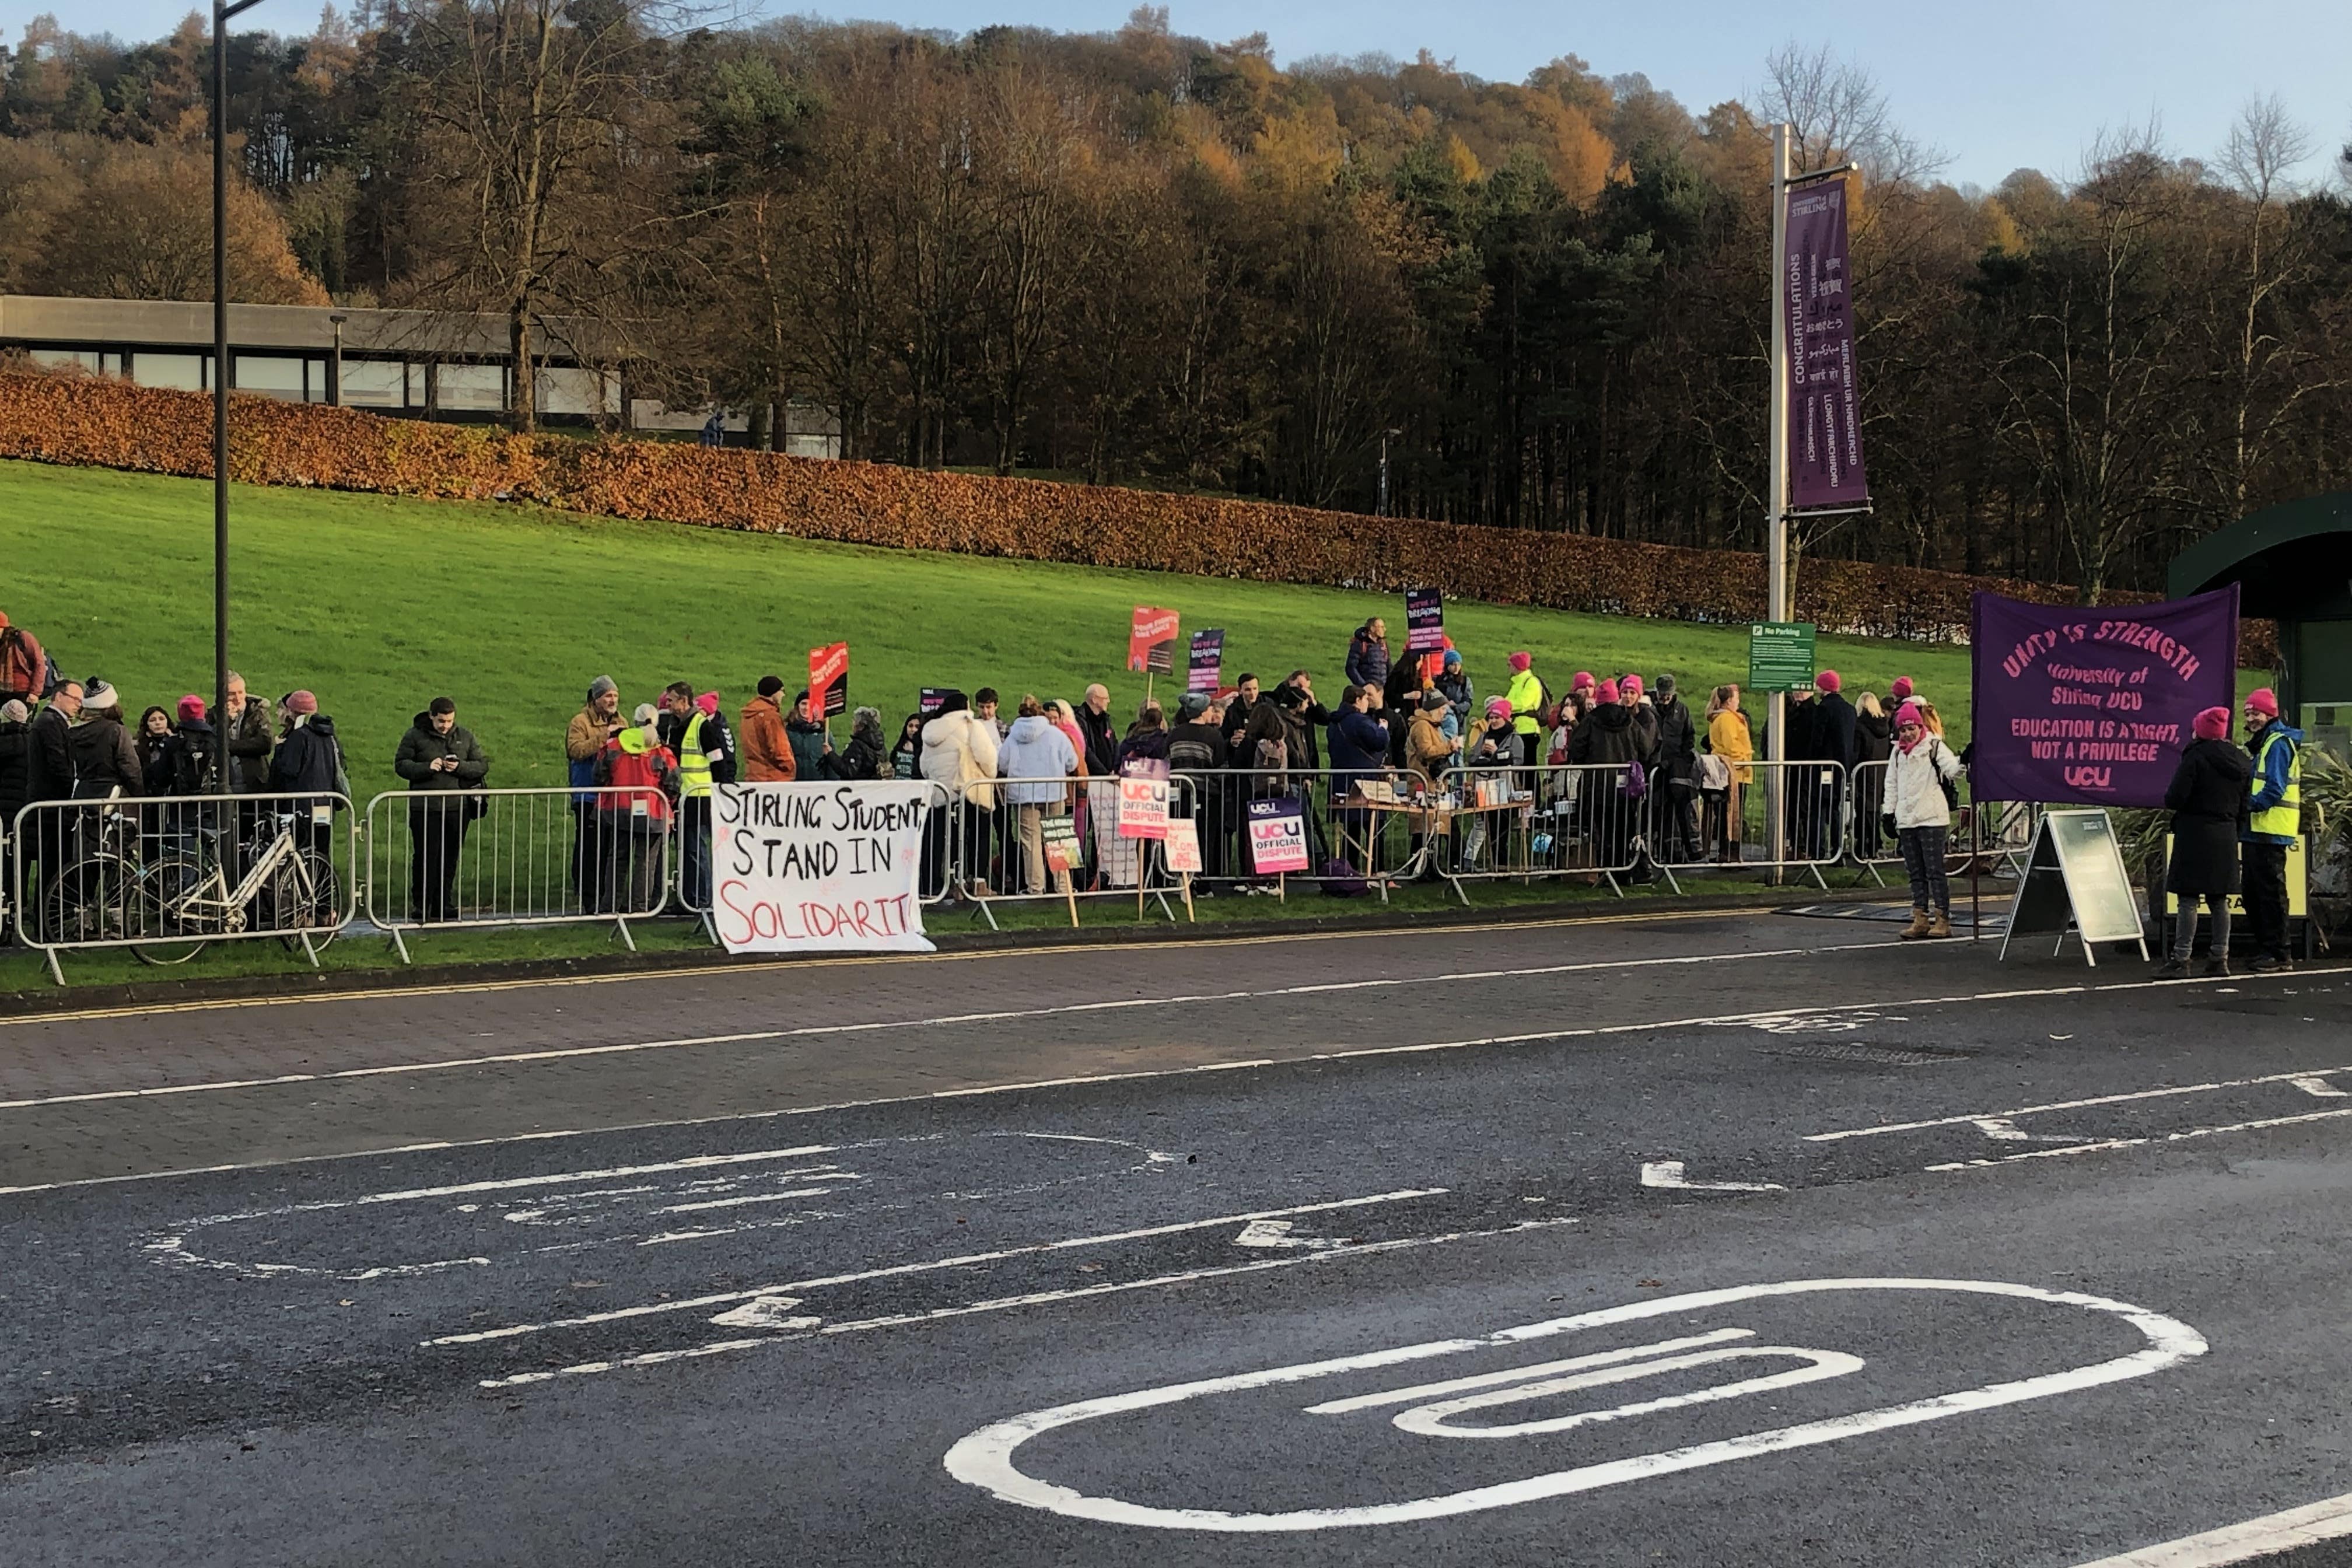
[212,0,265,793]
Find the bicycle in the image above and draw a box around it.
[35,796,146,947]
[135,807,342,965]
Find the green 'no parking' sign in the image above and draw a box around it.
[1747,621,1818,694]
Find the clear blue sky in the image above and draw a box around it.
[10,0,2348,190]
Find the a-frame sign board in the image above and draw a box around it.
[2001,807,2150,968]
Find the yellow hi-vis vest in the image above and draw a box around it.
[676,712,713,799]
[2249,726,2301,839]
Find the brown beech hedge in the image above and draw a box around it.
[0,371,2276,666]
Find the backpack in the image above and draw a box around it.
[1536,678,1560,730]
[1253,734,1287,773]
[0,625,57,699]
[1320,855,1369,896]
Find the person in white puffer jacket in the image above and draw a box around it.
[996,695,1079,894]
[921,691,1001,898]
[1885,698,1965,941]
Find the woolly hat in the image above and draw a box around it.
[1655,674,1677,697]
[1572,671,1595,691]
[757,674,785,698]
[1177,692,1209,720]
[1507,651,1532,673]
[695,691,720,716]
[587,675,617,702]
[1443,649,1462,668]
[1419,690,1447,713]
[2246,687,2280,718]
[1890,676,1914,701]
[1815,669,1842,694]
[1485,696,1514,719]
[1621,674,1644,699]
[1895,699,1924,728]
[2192,706,2231,741]
[286,690,317,715]
[1595,678,1622,705]
[176,694,207,723]
[1,699,26,723]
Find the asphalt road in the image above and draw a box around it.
[4,906,2351,1567]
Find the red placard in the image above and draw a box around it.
[1128,607,1180,674]
[808,642,849,718]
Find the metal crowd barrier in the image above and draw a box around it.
[9,790,356,984]
[1651,757,1854,892]
[365,785,670,962]
[944,774,1198,926]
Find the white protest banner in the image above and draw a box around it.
[1163,819,1203,874]
[712,782,936,954]
[1116,760,1171,841]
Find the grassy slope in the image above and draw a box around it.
[0,459,1985,797]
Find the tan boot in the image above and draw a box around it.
[1898,908,1931,940]
[1926,911,1954,940]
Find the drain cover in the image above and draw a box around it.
[1756,1041,1973,1067]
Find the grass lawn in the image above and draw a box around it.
[0,458,1989,801]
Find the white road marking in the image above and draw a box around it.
[652,1185,848,1215]
[1303,1330,1756,1415]
[0,941,1896,1114]
[2290,1075,2348,1098]
[2073,1490,2352,1566]
[1806,1063,2352,1142]
[1233,1219,1340,1251]
[421,1189,1448,1347]
[1388,1343,1866,1440]
[942,1278,2207,1532]
[707,1296,821,1332]
[1639,1160,1784,1194]
[1972,1118,2031,1140]
[4,970,2332,1201]
[474,1217,1581,1390]
[1926,1106,2352,1171]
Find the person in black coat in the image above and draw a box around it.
[393,698,490,922]
[1850,692,1894,858]
[1650,675,1700,863]
[2158,707,2252,979]
[1790,671,1857,859]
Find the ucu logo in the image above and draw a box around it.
[2063,766,2112,790]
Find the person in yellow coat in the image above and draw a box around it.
[1705,684,1754,862]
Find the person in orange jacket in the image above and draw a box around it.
[738,675,795,783]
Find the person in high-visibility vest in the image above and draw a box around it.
[661,681,730,912]
[2239,687,2302,972]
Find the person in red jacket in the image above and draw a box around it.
[592,712,678,914]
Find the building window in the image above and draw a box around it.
[28,348,99,373]
[131,354,208,392]
[436,363,505,411]
[341,360,405,409]
[233,355,309,401]
[534,366,614,416]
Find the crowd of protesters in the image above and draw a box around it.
[1,606,1992,943]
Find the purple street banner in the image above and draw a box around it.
[1785,177,1869,510]
[1969,586,2241,807]
[1188,629,1224,694]
[1404,587,1446,653]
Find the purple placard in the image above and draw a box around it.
[1969,586,2240,807]
[1405,587,1445,653]
[1786,179,1868,510]
[1188,629,1224,693]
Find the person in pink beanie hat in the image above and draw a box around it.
[2157,705,2251,978]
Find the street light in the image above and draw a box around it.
[212,0,266,794]
[327,313,346,407]
[1378,428,1402,519]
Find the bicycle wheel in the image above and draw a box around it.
[131,858,211,966]
[268,854,341,954]
[40,860,132,947]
